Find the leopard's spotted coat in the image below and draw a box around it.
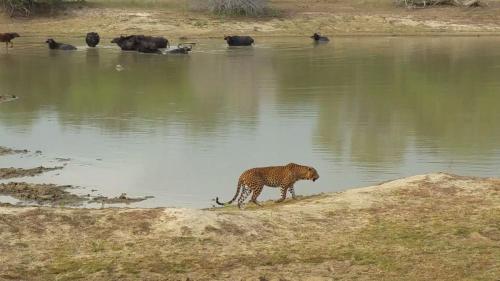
[216,163,319,209]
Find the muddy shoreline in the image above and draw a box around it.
[0,166,63,180]
[0,146,152,206]
[0,182,152,206]
[0,146,27,156]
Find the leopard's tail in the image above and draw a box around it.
[216,180,242,206]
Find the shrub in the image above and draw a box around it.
[1,0,72,17]
[190,0,269,16]
[395,0,481,8]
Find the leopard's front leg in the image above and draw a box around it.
[275,185,290,203]
[289,186,297,199]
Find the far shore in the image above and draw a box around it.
[2,0,500,39]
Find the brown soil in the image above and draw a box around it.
[0,166,63,180]
[0,172,498,280]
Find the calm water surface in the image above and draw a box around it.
[1,37,500,207]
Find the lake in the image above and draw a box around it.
[1,36,500,207]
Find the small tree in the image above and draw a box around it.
[1,0,66,17]
[395,0,481,8]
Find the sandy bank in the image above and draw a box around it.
[0,172,498,280]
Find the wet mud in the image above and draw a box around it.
[0,166,63,180]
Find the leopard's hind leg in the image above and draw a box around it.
[250,185,264,207]
[237,186,252,209]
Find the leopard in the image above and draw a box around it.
[216,163,319,209]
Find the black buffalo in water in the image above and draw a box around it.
[111,35,137,51]
[86,32,100,47]
[137,46,162,54]
[135,35,169,49]
[310,33,329,42]
[111,35,169,52]
[224,35,254,46]
[45,39,77,50]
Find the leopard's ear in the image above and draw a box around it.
[286,163,298,167]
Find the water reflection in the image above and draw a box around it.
[1,37,499,207]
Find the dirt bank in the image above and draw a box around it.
[0,172,498,280]
[2,0,500,38]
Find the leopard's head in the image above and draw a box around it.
[287,163,319,182]
[307,166,320,182]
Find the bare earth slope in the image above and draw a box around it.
[0,173,498,280]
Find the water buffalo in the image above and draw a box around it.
[137,46,162,54]
[45,39,77,50]
[0,33,20,50]
[142,35,169,49]
[311,33,329,42]
[111,35,137,51]
[111,35,169,52]
[134,35,168,53]
[86,32,100,47]
[224,36,254,46]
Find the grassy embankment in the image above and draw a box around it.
[0,172,499,280]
